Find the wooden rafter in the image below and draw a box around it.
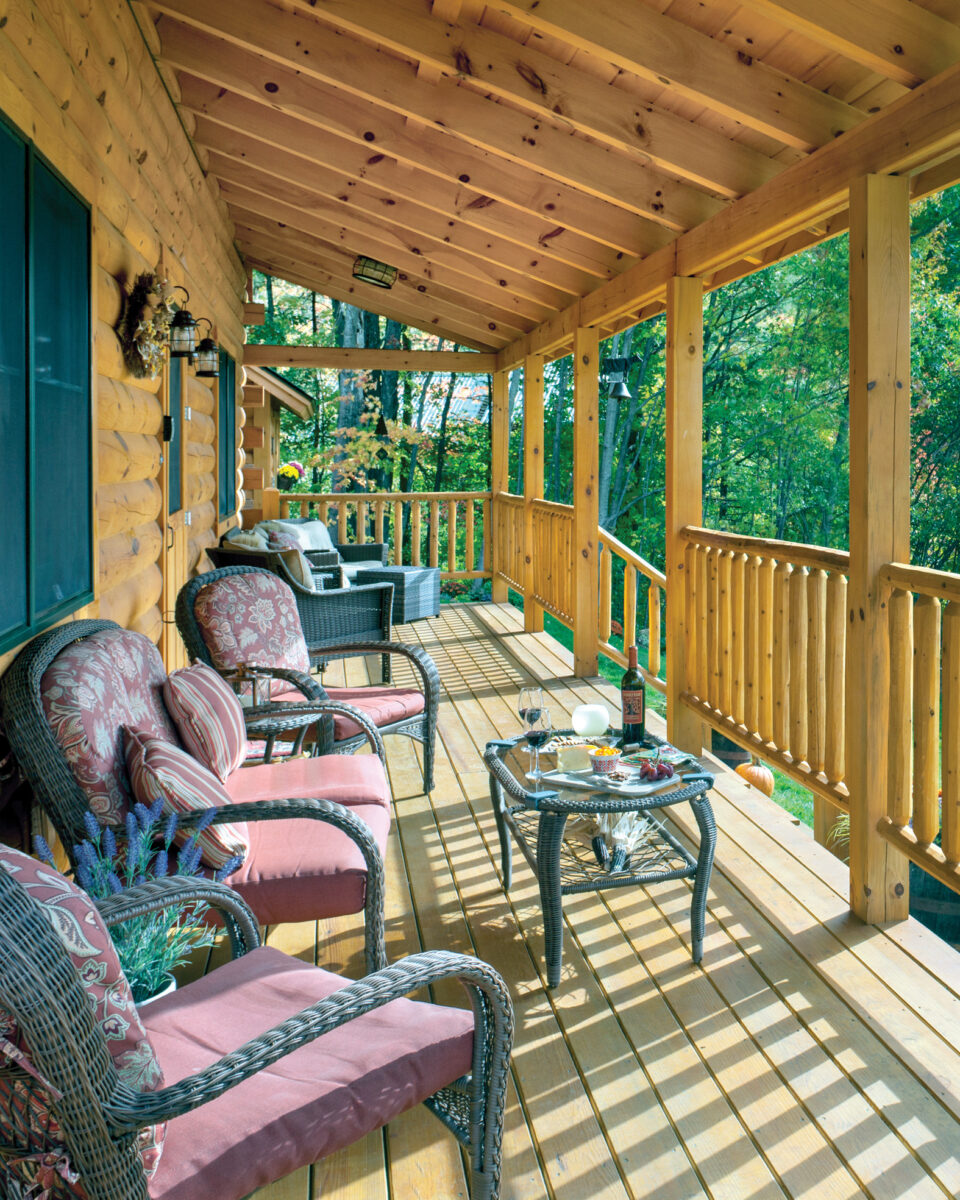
[152,0,724,231]
[484,0,859,150]
[213,170,549,328]
[736,0,960,88]
[244,346,496,371]
[163,37,669,257]
[235,221,509,348]
[301,0,781,199]
[193,124,594,303]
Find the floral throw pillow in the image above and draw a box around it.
[123,729,249,871]
[0,846,166,1188]
[163,663,246,782]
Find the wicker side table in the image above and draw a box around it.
[353,565,441,623]
[483,732,717,988]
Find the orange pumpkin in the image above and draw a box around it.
[735,756,775,797]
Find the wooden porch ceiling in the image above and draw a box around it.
[140,0,960,351]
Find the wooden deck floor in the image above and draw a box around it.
[245,602,960,1200]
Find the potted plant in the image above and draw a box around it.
[35,802,242,1004]
[277,460,305,491]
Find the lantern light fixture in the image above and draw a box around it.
[352,255,398,289]
[603,356,633,401]
[193,318,220,377]
[168,285,198,357]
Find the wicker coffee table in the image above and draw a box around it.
[483,731,716,988]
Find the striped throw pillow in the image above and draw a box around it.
[123,729,248,871]
[164,663,246,782]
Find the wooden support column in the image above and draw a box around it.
[490,368,510,603]
[847,174,911,924]
[523,354,545,632]
[666,277,706,755]
[572,327,599,676]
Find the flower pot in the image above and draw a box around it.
[277,475,294,492]
[135,974,177,1007]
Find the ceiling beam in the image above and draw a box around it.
[244,345,496,372]
[211,164,552,325]
[194,124,589,305]
[301,0,780,199]
[235,221,511,348]
[152,0,724,231]
[735,0,960,88]
[496,62,960,369]
[163,47,670,261]
[220,186,537,337]
[484,0,859,150]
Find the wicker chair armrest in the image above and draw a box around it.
[96,878,260,960]
[105,951,512,1131]
[336,543,388,564]
[244,700,386,762]
[173,798,386,970]
[310,641,439,711]
[303,548,340,568]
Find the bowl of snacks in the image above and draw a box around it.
[587,745,622,775]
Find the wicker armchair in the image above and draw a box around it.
[177,566,441,791]
[208,541,343,590]
[0,864,513,1200]
[0,619,393,968]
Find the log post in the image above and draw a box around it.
[847,174,911,923]
[261,487,280,521]
[665,277,706,754]
[523,353,545,632]
[490,368,510,603]
[572,327,599,676]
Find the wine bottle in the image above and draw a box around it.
[620,644,646,749]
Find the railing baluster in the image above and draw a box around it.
[744,556,760,735]
[448,499,458,574]
[696,546,709,703]
[730,552,745,728]
[718,550,733,717]
[356,500,367,544]
[887,587,912,828]
[707,547,720,711]
[648,584,661,679]
[942,602,960,864]
[393,501,403,565]
[465,499,475,573]
[337,501,348,544]
[806,568,827,778]
[411,501,422,566]
[683,543,697,695]
[824,570,847,789]
[757,557,774,745]
[913,594,941,846]
[789,565,808,766]
[773,561,792,752]
[429,500,440,568]
[374,499,385,545]
[599,545,612,643]
[624,564,637,655]
[318,499,329,526]
[483,498,491,579]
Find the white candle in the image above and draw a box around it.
[571,704,610,737]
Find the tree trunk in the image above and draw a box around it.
[265,274,275,324]
[332,300,365,493]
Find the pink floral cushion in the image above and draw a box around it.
[325,686,426,740]
[192,573,310,698]
[41,628,180,825]
[0,846,166,1187]
[163,664,246,783]
[124,730,249,871]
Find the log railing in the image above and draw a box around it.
[680,526,850,811]
[598,530,667,694]
[531,498,575,625]
[265,489,492,580]
[878,563,960,895]
[492,492,525,593]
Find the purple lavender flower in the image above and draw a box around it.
[33,835,55,867]
[82,810,101,842]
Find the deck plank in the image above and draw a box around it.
[225,603,960,1200]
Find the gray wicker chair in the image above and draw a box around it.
[177,566,441,791]
[0,619,392,970]
[0,865,513,1200]
[208,541,343,590]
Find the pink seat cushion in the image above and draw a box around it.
[40,628,180,824]
[219,803,390,924]
[271,686,425,742]
[224,753,392,812]
[145,946,474,1200]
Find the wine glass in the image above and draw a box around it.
[518,686,543,754]
[525,707,553,784]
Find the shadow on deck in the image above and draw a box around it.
[245,601,960,1200]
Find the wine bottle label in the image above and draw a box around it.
[622,689,645,720]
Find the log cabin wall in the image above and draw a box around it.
[0,0,245,673]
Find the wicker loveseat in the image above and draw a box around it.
[0,619,393,965]
[0,855,513,1200]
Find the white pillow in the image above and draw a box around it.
[226,528,269,550]
[296,520,335,553]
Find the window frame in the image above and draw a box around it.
[217,348,237,522]
[0,111,94,656]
